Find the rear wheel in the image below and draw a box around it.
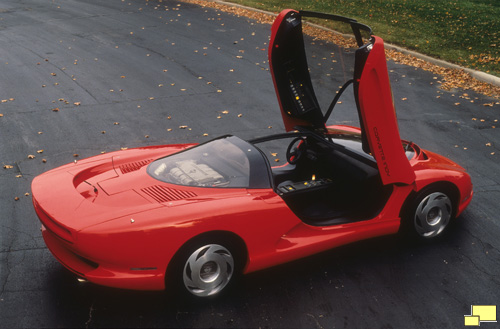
[402,186,456,240]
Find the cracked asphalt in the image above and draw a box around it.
[0,0,499,328]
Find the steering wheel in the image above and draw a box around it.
[286,137,307,165]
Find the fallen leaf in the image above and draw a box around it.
[28,155,35,159]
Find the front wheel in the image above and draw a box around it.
[402,187,456,240]
[168,238,242,299]
[182,244,234,297]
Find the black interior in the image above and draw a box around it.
[266,11,390,226]
[269,11,325,129]
[271,136,392,226]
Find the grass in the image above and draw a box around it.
[222,0,500,77]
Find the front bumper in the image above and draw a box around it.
[39,223,166,291]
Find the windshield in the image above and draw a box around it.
[147,136,270,188]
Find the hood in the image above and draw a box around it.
[32,145,199,231]
[268,10,415,186]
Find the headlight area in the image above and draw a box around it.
[41,225,98,277]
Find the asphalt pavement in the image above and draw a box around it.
[0,0,499,328]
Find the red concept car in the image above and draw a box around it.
[32,10,472,298]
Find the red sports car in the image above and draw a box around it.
[32,10,473,298]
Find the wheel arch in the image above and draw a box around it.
[400,181,460,226]
[406,181,460,215]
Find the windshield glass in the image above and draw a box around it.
[147,136,270,188]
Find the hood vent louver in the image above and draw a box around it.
[119,159,153,174]
[141,185,197,203]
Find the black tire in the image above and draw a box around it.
[167,236,243,299]
[401,186,456,241]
